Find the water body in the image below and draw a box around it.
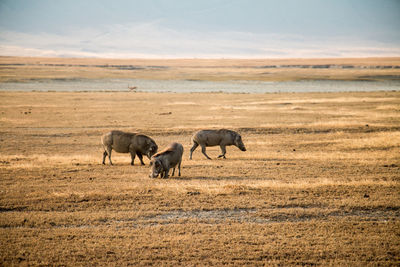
[0,79,399,93]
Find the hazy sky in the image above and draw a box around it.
[0,0,399,58]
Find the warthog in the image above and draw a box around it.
[149,142,183,178]
[189,129,246,160]
[101,130,158,165]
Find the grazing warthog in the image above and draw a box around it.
[149,142,183,178]
[101,130,158,165]
[189,129,246,160]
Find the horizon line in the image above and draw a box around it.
[2,55,400,60]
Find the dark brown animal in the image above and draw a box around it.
[189,129,246,159]
[101,130,158,165]
[149,142,183,178]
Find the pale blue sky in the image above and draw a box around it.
[0,0,399,58]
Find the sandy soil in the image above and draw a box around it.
[0,90,399,265]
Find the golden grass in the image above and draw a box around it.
[0,90,399,266]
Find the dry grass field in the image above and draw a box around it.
[1,56,400,82]
[0,89,399,265]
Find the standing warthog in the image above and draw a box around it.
[101,130,158,165]
[189,129,246,160]
[149,142,183,178]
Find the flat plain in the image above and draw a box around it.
[0,57,400,266]
[1,90,399,266]
[1,56,400,82]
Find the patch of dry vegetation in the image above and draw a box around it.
[0,91,399,265]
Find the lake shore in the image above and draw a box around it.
[1,78,400,93]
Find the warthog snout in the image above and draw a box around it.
[235,136,246,152]
[149,168,160,178]
[149,172,159,178]
[149,160,162,178]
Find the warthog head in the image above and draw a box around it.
[149,158,163,178]
[234,134,246,151]
[147,143,158,159]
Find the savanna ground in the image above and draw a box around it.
[0,57,400,266]
[0,90,399,266]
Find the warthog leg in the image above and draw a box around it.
[218,145,227,159]
[136,152,145,165]
[171,163,181,177]
[201,145,212,160]
[161,168,169,178]
[130,151,136,165]
[103,148,113,165]
[102,151,107,164]
[189,142,199,159]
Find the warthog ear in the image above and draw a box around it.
[155,160,160,168]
